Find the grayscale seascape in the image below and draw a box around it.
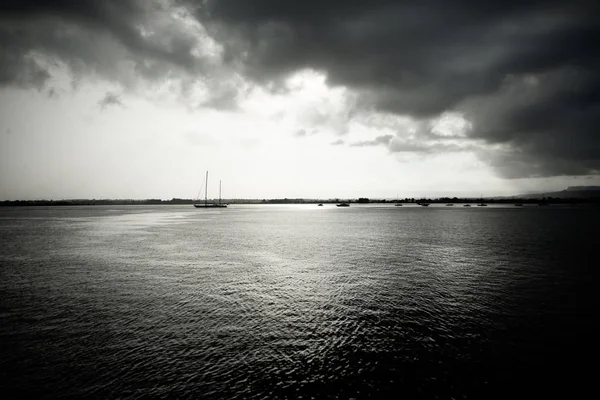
[1,205,595,398]
[2,0,599,398]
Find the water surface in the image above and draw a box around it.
[0,205,596,398]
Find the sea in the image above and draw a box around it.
[0,204,596,399]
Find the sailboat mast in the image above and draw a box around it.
[219,180,222,205]
[205,171,208,206]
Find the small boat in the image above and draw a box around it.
[318,203,323,206]
[446,203,454,206]
[514,203,523,206]
[394,194,402,206]
[194,171,228,208]
[336,202,350,207]
[418,203,430,207]
[477,193,487,206]
[463,204,471,207]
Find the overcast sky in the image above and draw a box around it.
[1,0,599,200]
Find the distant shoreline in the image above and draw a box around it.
[2,197,599,207]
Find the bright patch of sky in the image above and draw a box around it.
[0,64,593,201]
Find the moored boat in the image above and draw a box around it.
[194,171,228,208]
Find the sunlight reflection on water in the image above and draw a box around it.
[0,205,596,398]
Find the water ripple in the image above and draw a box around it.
[1,205,597,398]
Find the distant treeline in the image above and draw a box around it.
[2,196,600,206]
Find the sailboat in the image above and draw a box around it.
[477,193,487,206]
[194,171,228,208]
[394,194,402,206]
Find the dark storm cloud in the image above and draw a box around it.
[464,69,600,177]
[0,0,217,90]
[2,1,599,178]
[189,0,600,178]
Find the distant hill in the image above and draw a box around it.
[566,186,600,191]
[516,187,600,199]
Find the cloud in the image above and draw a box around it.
[98,92,124,109]
[389,139,477,155]
[350,134,393,147]
[0,50,50,88]
[2,0,599,178]
[346,128,478,154]
[46,87,59,98]
[0,0,231,101]
[463,68,600,178]
[190,0,600,178]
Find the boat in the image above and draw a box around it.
[463,204,471,207]
[418,203,430,207]
[477,193,487,206]
[318,203,323,206]
[514,203,523,206]
[446,203,454,206]
[336,202,350,207]
[193,171,228,208]
[394,194,402,206]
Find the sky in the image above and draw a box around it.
[1,0,599,200]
